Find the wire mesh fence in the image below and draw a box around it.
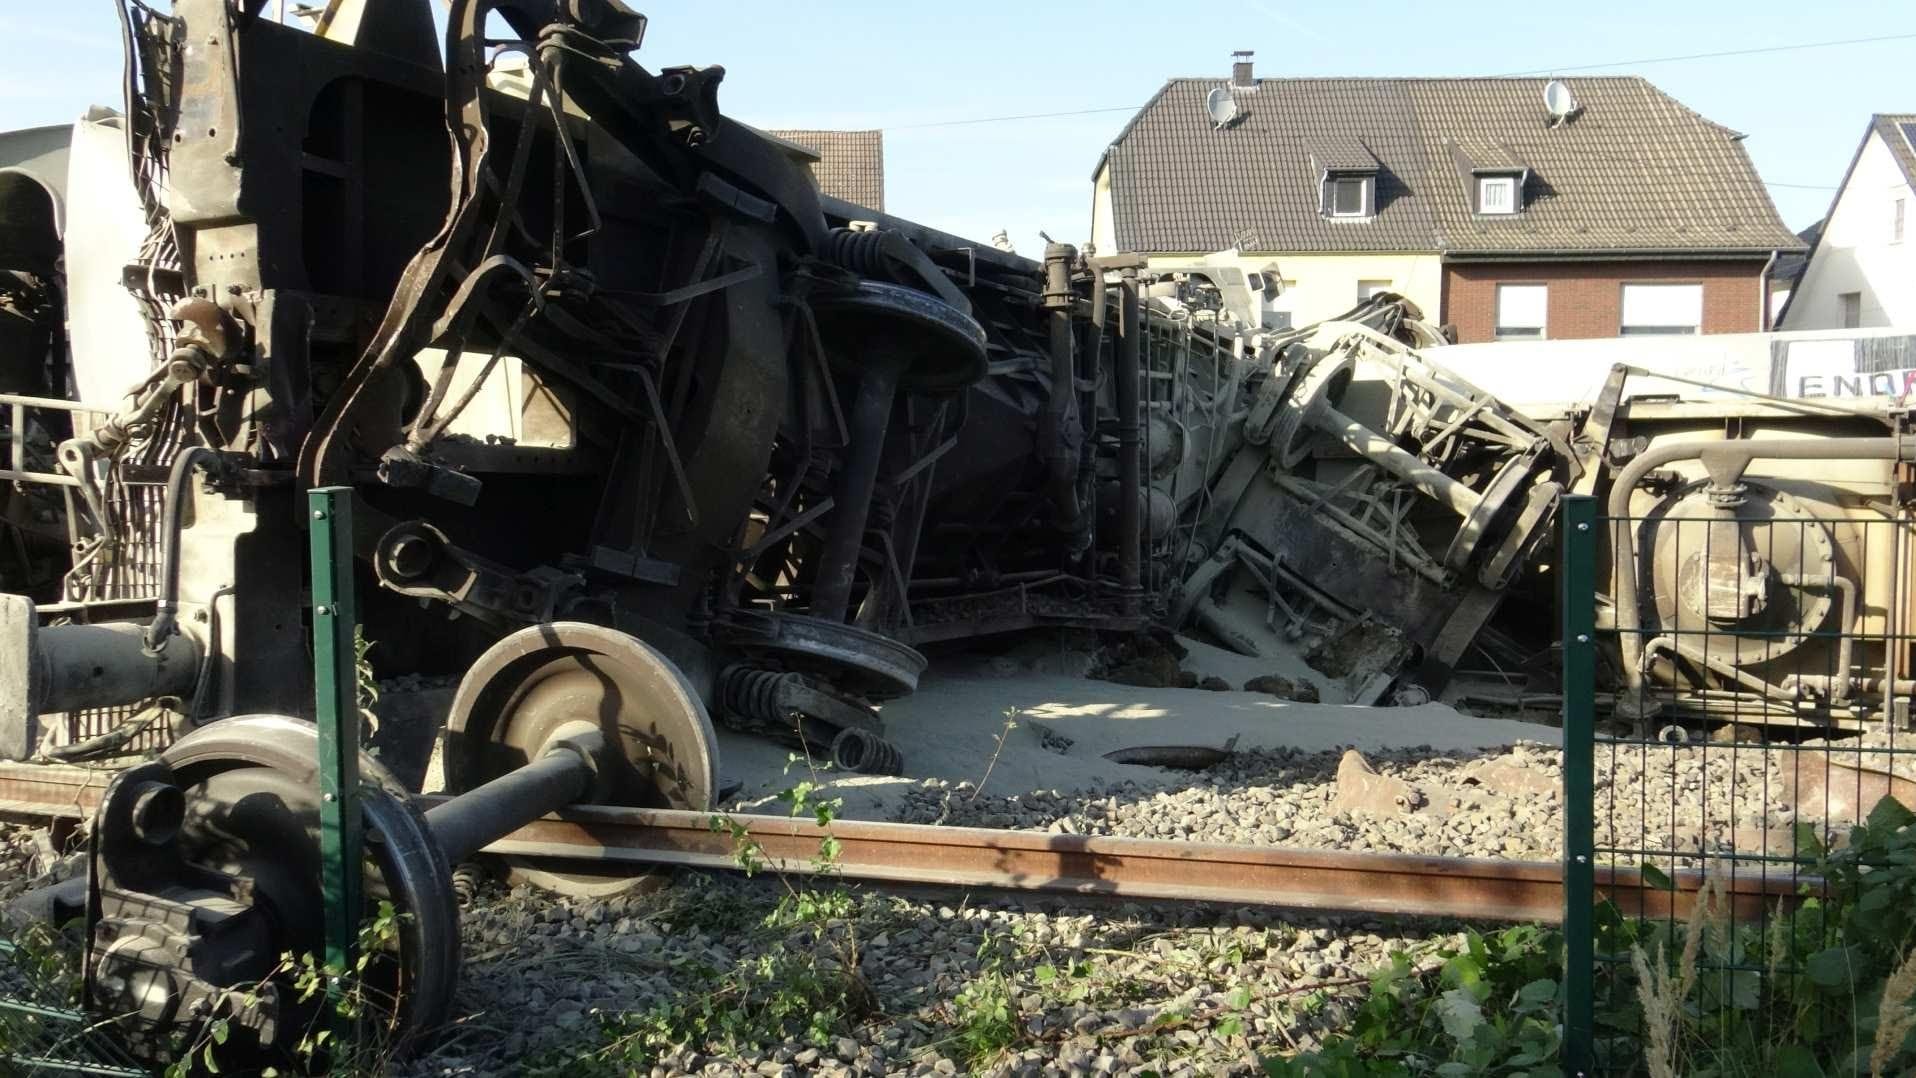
[1562,491,1916,1076]
[0,927,147,1077]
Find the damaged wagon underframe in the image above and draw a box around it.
[0,0,1910,781]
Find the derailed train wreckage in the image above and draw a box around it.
[0,0,1912,1063]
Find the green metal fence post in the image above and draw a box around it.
[1560,494,1598,1076]
[308,486,361,974]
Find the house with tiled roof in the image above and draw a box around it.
[1089,57,1805,342]
[766,129,885,211]
[1778,115,1916,330]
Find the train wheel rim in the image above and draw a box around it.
[445,623,718,896]
[159,713,460,1060]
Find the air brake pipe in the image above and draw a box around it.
[145,446,222,650]
[1606,436,1916,703]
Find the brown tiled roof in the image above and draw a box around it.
[1105,79,1439,254]
[1874,113,1916,189]
[767,128,884,211]
[1099,76,1804,257]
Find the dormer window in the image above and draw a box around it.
[1478,175,1518,214]
[1328,175,1372,217]
[1312,138,1380,220]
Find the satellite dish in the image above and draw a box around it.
[1206,87,1240,129]
[1543,79,1578,124]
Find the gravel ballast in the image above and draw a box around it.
[406,873,1465,1078]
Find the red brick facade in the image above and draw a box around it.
[1440,259,1770,344]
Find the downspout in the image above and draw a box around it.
[1607,435,1916,711]
[1757,249,1778,330]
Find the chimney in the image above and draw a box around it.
[1231,51,1255,90]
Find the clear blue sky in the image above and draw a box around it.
[2,2,1907,255]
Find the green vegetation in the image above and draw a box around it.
[1270,794,1916,1077]
[544,758,876,1074]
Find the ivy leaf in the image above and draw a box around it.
[1867,795,1916,834]
[1794,821,1827,859]
[202,1045,221,1074]
[1216,1016,1244,1037]
[1639,861,1676,891]
[210,1019,229,1045]
[1435,988,1484,1044]
[1226,985,1252,1010]
[1034,964,1057,984]
[1806,946,1859,989]
[1773,1044,1828,1078]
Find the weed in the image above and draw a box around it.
[949,930,1020,1065]
[969,709,1020,802]
[568,765,871,1071]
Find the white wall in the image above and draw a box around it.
[1436,326,1916,410]
[1090,163,1116,255]
[1781,130,1916,330]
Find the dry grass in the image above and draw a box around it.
[1870,947,1916,1078]
[1631,876,1722,1078]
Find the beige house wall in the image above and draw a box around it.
[1144,250,1444,327]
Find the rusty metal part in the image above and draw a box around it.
[1101,745,1235,770]
[715,610,927,699]
[1781,753,1916,830]
[0,760,1797,923]
[1328,748,1424,815]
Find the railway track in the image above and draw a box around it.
[0,760,1794,923]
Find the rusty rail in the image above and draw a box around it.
[0,761,1802,922]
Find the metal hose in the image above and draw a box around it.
[143,446,220,651]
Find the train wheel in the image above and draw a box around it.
[443,622,718,897]
[89,714,460,1065]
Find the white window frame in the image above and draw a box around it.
[1619,283,1704,336]
[1840,291,1862,329]
[1326,175,1371,218]
[1357,279,1392,302]
[1894,196,1906,244]
[1478,175,1518,215]
[1494,283,1547,339]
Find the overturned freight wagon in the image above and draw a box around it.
[0,0,1911,1065]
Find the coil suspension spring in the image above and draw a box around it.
[717,665,801,728]
[822,227,891,277]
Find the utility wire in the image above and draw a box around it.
[890,105,1140,130]
[1495,31,1916,76]
[879,30,1916,133]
